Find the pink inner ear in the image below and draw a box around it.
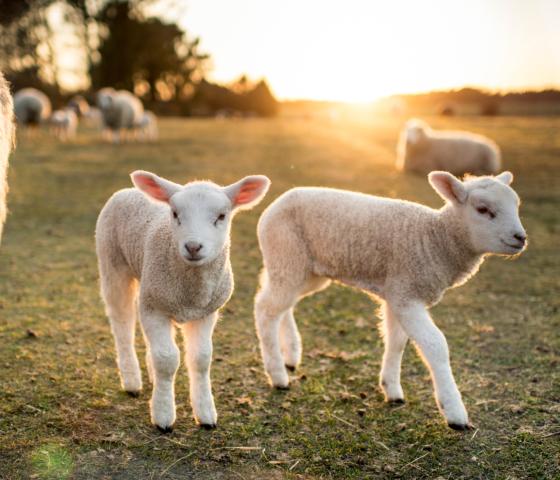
[234,182,261,205]
[136,175,169,202]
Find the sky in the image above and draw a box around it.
[162,0,560,102]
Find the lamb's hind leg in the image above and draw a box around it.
[101,269,142,395]
[279,277,331,371]
[379,302,408,403]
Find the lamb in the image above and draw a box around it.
[254,171,526,430]
[67,95,90,117]
[50,108,78,141]
[96,88,143,143]
[0,71,14,244]
[137,110,158,141]
[13,88,52,129]
[96,171,270,432]
[396,119,501,175]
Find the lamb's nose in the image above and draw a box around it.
[185,242,203,255]
[513,233,526,244]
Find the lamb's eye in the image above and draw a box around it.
[476,206,495,219]
[214,213,225,226]
[172,211,178,219]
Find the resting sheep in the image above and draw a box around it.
[96,171,270,431]
[50,108,78,141]
[254,171,526,430]
[13,88,51,129]
[97,88,143,143]
[397,119,501,175]
[0,71,14,244]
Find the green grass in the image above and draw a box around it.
[1,114,559,479]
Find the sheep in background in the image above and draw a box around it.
[137,111,158,141]
[0,71,14,244]
[50,108,78,141]
[82,106,103,130]
[13,88,51,131]
[397,119,501,175]
[96,88,143,143]
[96,171,270,432]
[254,171,526,430]
[67,95,90,117]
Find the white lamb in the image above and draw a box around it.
[96,171,270,432]
[0,71,14,244]
[397,119,501,176]
[255,171,526,430]
[96,88,143,143]
[137,111,158,141]
[13,88,52,129]
[50,108,78,141]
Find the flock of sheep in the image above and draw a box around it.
[12,86,158,143]
[0,73,526,436]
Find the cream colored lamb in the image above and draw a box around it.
[255,171,526,430]
[96,171,270,432]
[397,119,501,175]
[0,71,14,244]
[13,88,51,128]
[50,108,78,141]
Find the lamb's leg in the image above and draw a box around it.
[379,302,408,403]
[255,281,297,389]
[140,307,180,432]
[388,301,470,429]
[101,272,142,395]
[279,308,301,371]
[180,313,218,428]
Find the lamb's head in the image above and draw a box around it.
[429,171,527,256]
[405,119,429,148]
[131,171,270,266]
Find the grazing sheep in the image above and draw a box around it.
[96,88,143,143]
[254,171,526,430]
[67,95,90,117]
[0,71,14,244]
[96,171,270,431]
[50,108,78,141]
[13,88,51,129]
[397,119,501,175]
[137,111,158,141]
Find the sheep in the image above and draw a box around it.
[67,95,90,117]
[0,71,14,244]
[254,171,526,430]
[50,108,78,141]
[96,171,270,432]
[96,88,144,143]
[137,110,158,141]
[396,119,501,176]
[13,88,52,130]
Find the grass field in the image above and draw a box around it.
[1,114,559,479]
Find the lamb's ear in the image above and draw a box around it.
[495,171,513,185]
[130,170,181,203]
[428,171,467,204]
[224,175,271,210]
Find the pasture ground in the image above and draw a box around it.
[1,114,559,479]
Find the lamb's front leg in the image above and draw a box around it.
[180,313,218,429]
[387,301,471,430]
[140,307,180,432]
[379,302,408,403]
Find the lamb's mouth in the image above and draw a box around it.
[185,255,205,263]
[501,239,524,250]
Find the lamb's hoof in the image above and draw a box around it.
[285,365,296,372]
[448,422,474,431]
[274,384,290,391]
[126,390,141,398]
[155,424,174,434]
[388,398,405,405]
[199,423,217,430]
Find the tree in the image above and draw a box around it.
[90,0,208,101]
